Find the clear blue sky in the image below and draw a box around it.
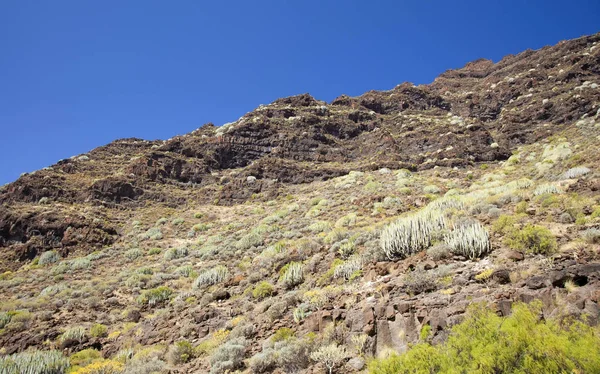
[1,1,599,185]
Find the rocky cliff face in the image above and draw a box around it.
[1,33,600,373]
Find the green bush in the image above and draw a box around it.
[137,286,174,306]
[70,348,102,368]
[124,248,143,260]
[164,247,188,260]
[167,340,194,364]
[507,224,557,255]
[90,323,108,338]
[252,281,275,300]
[368,301,600,374]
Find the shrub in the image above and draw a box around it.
[310,344,347,374]
[193,265,229,288]
[0,311,11,329]
[0,350,70,374]
[138,227,163,241]
[562,166,590,179]
[59,326,87,346]
[444,221,491,259]
[124,248,143,260]
[147,248,161,255]
[581,228,600,244]
[123,357,165,374]
[252,281,275,300]
[195,329,230,356]
[380,208,447,259]
[534,184,563,196]
[335,240,356,259]
[163,247,188,260]
[403,269,438,295]
[515,201,528,214]
[192,223,210,232]
[423,185,441,194]
[90,324,108,338]
[279,262,304,289]
[367,301,600,374]
[70,348,102,367]
[40,284,68,296]
[507,224,557,255]
[171,218,185,226]
[137,286,174,306]
[236,232,263,250]
[335,213,357,228]
[426,243,452,261]
[333,255,362,280]
[70,360,124,374]
[39,251,61,265]
[175,265,194,277]
[209,338,247,374]
[69,258,91,271]
[293,306,310,324]
[492,214,517,234]
[323,228,348,244]
[308,221,332,233]
[167,340,194,364]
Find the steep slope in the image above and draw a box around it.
[0,33,600,373]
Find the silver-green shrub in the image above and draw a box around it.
[164,247,188,260]
[534,183,563,196]
[562,166,590,179]
[236,232,263,250]
[58,326,87,346]
[39,251,60,265]
[333,255,362,280]
[0,350,70,374]
[279,262,304,289]
[209,338,247,374]
[125,248,143,260]
[444,221,490,259]
[193,265,229,288]
[380,207,448,259]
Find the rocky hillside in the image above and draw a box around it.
[1,33,600,373]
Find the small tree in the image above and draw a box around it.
[310,344,346,374]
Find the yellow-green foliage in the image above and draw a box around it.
[70,348,102,368]
[515,201,527,214]
[90,323,108,338]
[270,327,294,343]
[492,214,518,234]
[167,340,195,364]
[368,301,600,374]
[252,281,275,300]
[70,359,124,374]
[195,329,230,356]
[507,224,557,255]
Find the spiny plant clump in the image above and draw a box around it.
[193,265,229,288]
[0,350,70,374]
[444,221,491,259]
[379,197,465,259]
[279,262,304,289]
[562,166,590,179]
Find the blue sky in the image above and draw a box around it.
[1,1,599,185]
